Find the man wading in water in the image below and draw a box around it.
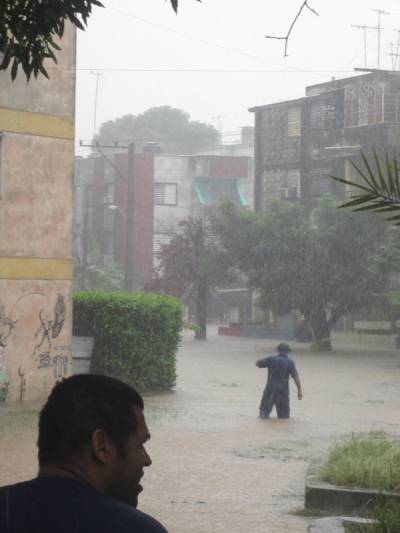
[256,343,303,419]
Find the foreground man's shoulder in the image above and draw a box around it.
[108,500,168,532]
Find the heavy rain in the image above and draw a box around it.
[1,1,400,532]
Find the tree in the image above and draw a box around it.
[330,151,400,225]
[150,216,232,340]
[214,199,393,351]
[0,0,197,80]
[94,107,219,155]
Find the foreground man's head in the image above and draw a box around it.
[38,374,151,508]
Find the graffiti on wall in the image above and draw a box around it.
[0,292,70,399]
[33,294,69,377]
[0,304,18,402]
[33,294,66,357]
[0,305,19,348]
[0,348,9,402]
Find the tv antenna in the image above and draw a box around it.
[371,9,391,68]
[351,25,374,68]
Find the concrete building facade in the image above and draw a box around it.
[250,71,400,211]
[74,150,252,288]
[0,26,76,402]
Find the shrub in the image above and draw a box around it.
[73,291,184,391]
[319,432,400,492]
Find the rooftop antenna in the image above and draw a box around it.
[371,9,391,68]
[394,29,400,70]
[351,25,372,67]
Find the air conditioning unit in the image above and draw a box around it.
[103,194,114,205]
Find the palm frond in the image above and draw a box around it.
[329,151,400,224]
[328,174,374,194]
[359,152,380,190]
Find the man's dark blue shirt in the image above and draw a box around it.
[258,353,299,392]
[0,476,167,533]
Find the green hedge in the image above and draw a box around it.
[73,291,184,391]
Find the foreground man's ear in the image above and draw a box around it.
[91,429,114,465]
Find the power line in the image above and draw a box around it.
[74,67,355,73]
[106,6,298,71]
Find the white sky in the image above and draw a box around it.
[75,0,400,155]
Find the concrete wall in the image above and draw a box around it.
[0,24,76,402]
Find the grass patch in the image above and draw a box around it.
[372,501,400,532]
[319,433,400,492]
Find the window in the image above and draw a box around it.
[344,84,384,127]
[287,107,301,137]
[153,232,171,254]
[154,183,177,205]
[310,102,337,129]
[384,93,400,123]
[263,168,300,200]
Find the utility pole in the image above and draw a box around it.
[90,71,102,140]
[125,143,135,291]
[79,141,135,291]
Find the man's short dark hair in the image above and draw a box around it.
[38,374,144,466]
[277,343,291,353]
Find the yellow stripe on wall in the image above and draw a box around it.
[0,108,74,140]
[0,258,73,280]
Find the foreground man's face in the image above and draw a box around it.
[106,407,152,507]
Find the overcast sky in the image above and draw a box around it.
[75,0,400,155]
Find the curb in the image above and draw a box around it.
[305,464,400,514]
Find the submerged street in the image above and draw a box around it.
[142,329,400,532]
[1,328,400,532]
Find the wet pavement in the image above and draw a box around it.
[1,327,399,532]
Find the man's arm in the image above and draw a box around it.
[256,357,270,368]
[293,376,303,400]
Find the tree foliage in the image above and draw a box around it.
[95,106,219,155]
[0,0,102,80]
[0,0,198,81]
[331,151,400,225]
[214,199,394,351]
[149,216,232,340]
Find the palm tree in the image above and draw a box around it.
[330,151,400,225]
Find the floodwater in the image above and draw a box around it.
[1,327,400,532]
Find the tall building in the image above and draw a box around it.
[250,71,400,211]
[0,26,76,402]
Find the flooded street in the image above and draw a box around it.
[1,328,400,532]
[141,328,400,532]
